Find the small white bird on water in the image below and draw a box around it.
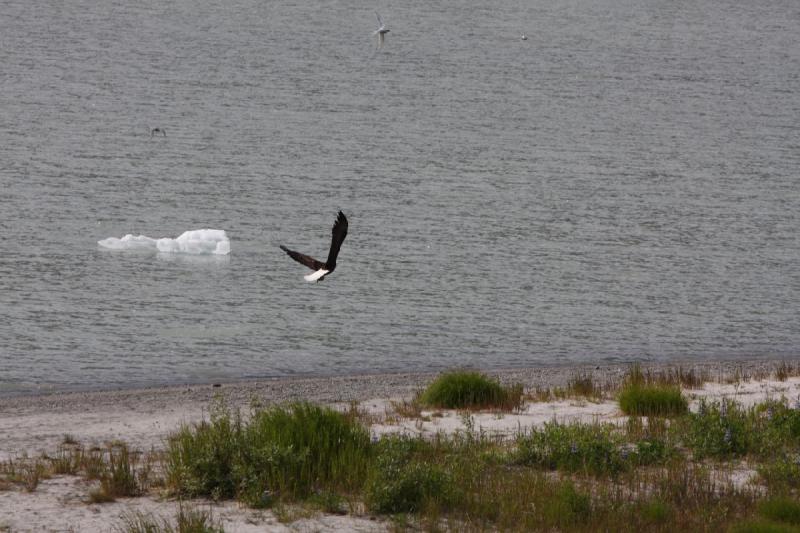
[374,12,389,48]
[521,34,528,41]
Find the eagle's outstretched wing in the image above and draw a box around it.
[325,211,348,268]
[280,245,325,271]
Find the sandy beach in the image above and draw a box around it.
[1,359,798,532]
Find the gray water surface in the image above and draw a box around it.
[1,0,799,394]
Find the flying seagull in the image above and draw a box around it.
[280,211,348,282]
[373,12,389,48]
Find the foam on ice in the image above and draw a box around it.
[98,229,231,255]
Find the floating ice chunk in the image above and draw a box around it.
[97,234,158,251]
[156,229,230,255]
[98,229,231,255]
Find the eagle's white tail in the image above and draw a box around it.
[304,269,329,282]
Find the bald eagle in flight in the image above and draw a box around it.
[280,211,348,282]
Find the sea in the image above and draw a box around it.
[1,0,798,395]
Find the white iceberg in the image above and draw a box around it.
[98,229,231,255]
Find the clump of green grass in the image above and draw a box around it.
[619,383,688,416]
[61,434,79,445]
[638,498,673,525]
[532,373,607,402]
[758,458,800,491]
[565,372,605,399]
[22,460,47,492]
[166,401,371,506]
[116,505,224,533]
[544,481,592,526]
[681,398,800,460]
[237,401,371,504]
[89,443,141,502]
[515,421,627,476]
[775,361,797,382]
[618,366,688,417]
[308,490,348,515]
[647,365,709,389]
[514,421,673,476]
[759,497,800,525]
[681,399,748,458]
[83,447,107,480]
[364,435,459,514]
[166,404,241,501]
[48,445,83,475]
[419,371,522,410]
[0,457,50,492]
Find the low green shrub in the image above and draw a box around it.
[618,383,688,417]
[365,436,458,514]
[419,371,522,410]
[515,420,676,477]
[236,402,370,504]
[759,497,800,525]
[679,399,800,460]
[758,458,800,490]
[166,405,242,500]
[91,444,141,502]
[751,401,800,457]
[541,482,592,527]
[638,498,673,525]
[165,401,370,506]
[515,421,627,476]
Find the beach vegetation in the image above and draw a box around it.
[89,443,142,502]
[618,382,687,416]
[618,365,688,416]
[390,397,423,419]
[48,445,83,475]
[364,435,458,514]
[564,372,605,399]
[515,421,628,475]
[158,394,777,530]
[758,458,800,491]
[729,520,800,533]
[419,371,522,410]
[530,372,606,402]
[758,497,800,525]
[61,433,78,445]
[514,420,675,476]
[8,366,800,531]
[630,364,710,389]
[0,456,49,492]
[165,401,371,506]
[775,360,797,382]
[82,447,107,480]
[308,489,348,515]
[116,505,224,533]
[637,498,673,525]
[679,398,800,460]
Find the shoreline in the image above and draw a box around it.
[2,356,796,405]
[0,358,795,462]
